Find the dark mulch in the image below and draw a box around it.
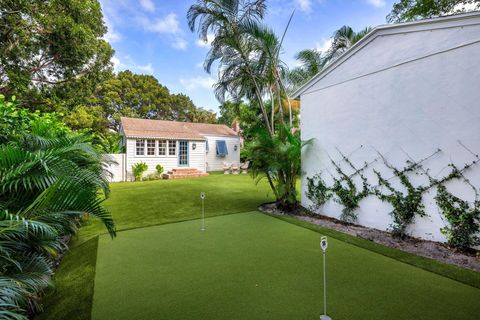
[258,203,480,272]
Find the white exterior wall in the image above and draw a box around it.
[300,17,480,242]
[205,135,241,171]
[125,138,206,180]
[104,154,126,182]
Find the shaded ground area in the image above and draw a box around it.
[92,212,480,320]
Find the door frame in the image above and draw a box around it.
[178,140,189,167]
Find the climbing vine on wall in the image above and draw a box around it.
[372,151,439,238]
[329,151,370,223]
[305,142,479,247]
[374,166,427,238]
[435,184,480,250]
[306,174,331,211]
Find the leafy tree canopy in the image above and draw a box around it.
[0,0,114,109]
[0,95,70,142]
[91,70,216,132]
[388,0,480,22]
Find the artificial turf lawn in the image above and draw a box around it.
[270,214,480,289]
[92,212,480,320]
[37,236,99,320]
[76,172,274,244]
[37,174,273,319]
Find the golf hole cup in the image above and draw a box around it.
[320,236,328,252]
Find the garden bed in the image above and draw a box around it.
[259,203,480,272]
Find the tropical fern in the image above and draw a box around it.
[0,134,116,318]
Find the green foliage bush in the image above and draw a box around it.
[132,162,148,181]
[143,173,163,181]
[156,164,164,175]
[436,184,480,250]
[92,132,123,154]
[249,125,311,210]
[0,95,70,142]
[0,134,115,318]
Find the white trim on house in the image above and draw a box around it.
[114,117,241,180]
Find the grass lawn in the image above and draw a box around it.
[38,174,480,320]
[77,172,275,244]
[92,212,480,320]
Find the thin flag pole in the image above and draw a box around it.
[323,250,327,316]
[320,236,331,320]
[200,192,205,231]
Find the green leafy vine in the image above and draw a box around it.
[329,153,370,223]
[435,184,480,250]
[306,174,332,211]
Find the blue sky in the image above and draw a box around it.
[100,0,395,113]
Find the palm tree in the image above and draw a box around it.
[327,25,372,60]
[287,48,329,90]
[0,134,116,317]
[286,25,371,91]
[188,0,282,134]
[188,1,307,209]
[248,125,311,209]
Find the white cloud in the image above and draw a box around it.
[111,55,154,74]
[141,13,188,50]
[173,38,188,50]
[196,34,215,47]
[315,38,332,53]
[366,0,386,8]
[179,76,215,90]
[453,2,480,12]
[295,0,312,13]
[140,0,155,12]
[148,13,181,34]
[103,14,121,43]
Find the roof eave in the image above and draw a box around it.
[124,135,206,141]
[292,11,480,99]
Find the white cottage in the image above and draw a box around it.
[295,12,480,243]
[114,117,241,180]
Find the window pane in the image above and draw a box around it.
[216,140,228,157]
[168,140,176,156]
[136,139,145,156]
[147,139,155,155]
[158,140,166,156]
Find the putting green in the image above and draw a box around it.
[92,212,480,320]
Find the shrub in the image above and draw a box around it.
[249,125,311,210]
[144,173,163,181]
[132,162,148,181]
[436,184,480,250]
[156,164,164,175]
[0,134,115,318]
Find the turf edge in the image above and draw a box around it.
[36,236,100,320]
[266,213,480,289]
